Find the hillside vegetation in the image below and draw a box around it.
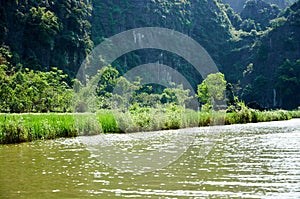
[0,0,299,110]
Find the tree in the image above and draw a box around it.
[197,72,227,109]
[96,66,119,97]
[25,7,60,47]
[93,66,117,109]
[0,65,72,113]
[161,84,192,107]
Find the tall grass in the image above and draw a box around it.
[1,108,300,144]
[0,114,78,144]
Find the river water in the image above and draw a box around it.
[1,119,300,198]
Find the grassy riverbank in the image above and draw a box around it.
[1,108,300,144]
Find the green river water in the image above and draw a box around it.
[1,119,300,198]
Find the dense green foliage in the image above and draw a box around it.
[240,0,280,30]
[0,0,299,116]
[0,0,93,74]
[275,59,300,109]
[223,0,296,12]
[197,73,227,110]
[73,65,194,112]
[225,0,300,108]
[1,66,300,144]
[0,50,72,113]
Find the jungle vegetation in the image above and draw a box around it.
[0,0,300,143]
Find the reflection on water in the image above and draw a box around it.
[0,119,300,198]
[79,129,197,173]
